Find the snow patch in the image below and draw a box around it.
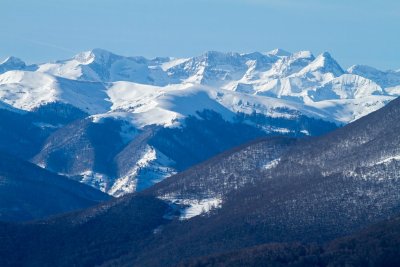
[264,158,281,170]
[180,198,222,220]
[159,196,223,220]
[376,155,400,165]
[80,171,109,193]
[300,129,310,135]
[109,146,157,196]
[108,146,176,196]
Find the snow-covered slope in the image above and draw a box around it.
[0,49,399,196]
[348,64,400,88]
[1,49,398,125]
[0,70,109,114]
[38,48,170,85]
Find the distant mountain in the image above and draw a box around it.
[0,70,109,114]
[0,49,398,195]
[3,48,398,123]
[0,56,37,74]
[37,48,170,85]
[1,97,400,266]
[0,152,110,222]
[348,64,400,89]
[0,57,27,74]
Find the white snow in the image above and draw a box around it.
[109,145,176,196]
[1,49,399,127]
[102,82,327,128]
[0,70,110,114]
[309,74,383,101]
[0,71,59,110]
[161,57,190,71]
[376,155,400,165]
[264,158,281,170]
[179,198,222,220]
[300,129,310,135]
[1,49,400,196]
[307,96,392,123]
[160,196,223,220]
[77,146,175,197]
[80,171,110,193]
[109,146,157,196]
[266,48,292,57]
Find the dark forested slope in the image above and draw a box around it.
[1,98,400,266]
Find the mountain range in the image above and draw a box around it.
[0,85,399,266]
[0,48,399,197]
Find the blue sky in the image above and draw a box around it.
[1,0,399,70]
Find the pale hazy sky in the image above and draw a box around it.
[1,0,399,70]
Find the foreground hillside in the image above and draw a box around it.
[179,215,400,267]
[0,152,110,222]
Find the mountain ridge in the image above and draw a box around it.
[0,48,399,195]
[1,96,400,266]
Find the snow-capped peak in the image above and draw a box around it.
[266,50,315,78]
[73,48,116,65]
[347,64,400,89]
[0,49,399,197]
[199,51,242,64]
[297,51,344,77]
[293,50,314,60]
[1,56,25,66]
[1,48,397,126]
[0,56,27,73]
[73,51,95,64]
[347,64,380,75]
[266,48,292,57]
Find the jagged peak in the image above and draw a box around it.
[73,48,117,64]
[302,51,344,75]
[347,64,382,74]
[320,51,332,58]
[1,56,26,67]
[240,52,278,65]
[151,56,173,63]
[91,48,115,57]
[189,51,244,68]
[316,51,336,61]
[266,48,292,57]
[240,51,264,58]
[292,50,314,60]
[200,50,241,59]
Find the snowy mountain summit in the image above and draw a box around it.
[2,48,399,123]
[0,48,399,196]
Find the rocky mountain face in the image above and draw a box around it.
[0,49,399,195]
